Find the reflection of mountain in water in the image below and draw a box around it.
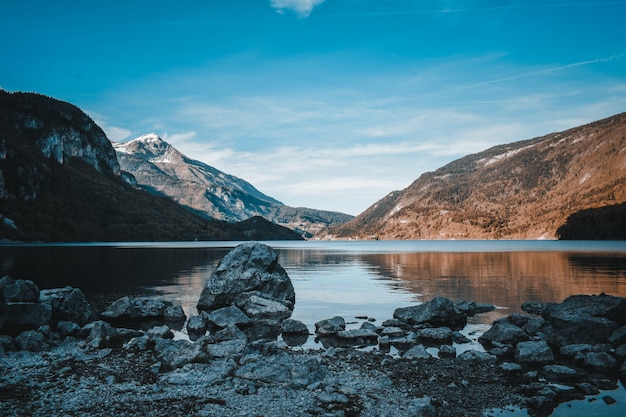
[357,252,626,312]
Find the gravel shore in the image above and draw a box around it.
[0,337,525,417]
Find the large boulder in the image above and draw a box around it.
[39,286,93,326]
[3,302,51,329]
[479,321,530,348]
[393,297,467,330]
[533,294,626,347]
[0,277,39,302]
[196,242,295,314]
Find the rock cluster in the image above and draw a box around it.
[1,243,625,417]
[195,241,296,341]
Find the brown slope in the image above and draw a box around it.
[322,112,626,240]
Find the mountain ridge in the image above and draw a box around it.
[0,91,303,242]
[322,112,626,240]
[114,134,353,237]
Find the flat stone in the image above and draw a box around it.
[516,340,554,365]
[403,344,432,359]
[542,364,584,382]
[207,305,250,328]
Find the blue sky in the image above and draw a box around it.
[2,0,625,215]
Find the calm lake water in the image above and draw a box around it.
[1,240,626,416]
[1,239,625,329]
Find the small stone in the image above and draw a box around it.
[603,395,617,405]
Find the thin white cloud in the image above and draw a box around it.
[89,112,132,142]
[271,0,325,17]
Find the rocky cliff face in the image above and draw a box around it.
[0,91,303,242]
[0,91,120,201]
[114,134,353,237]
[323,113,626,240]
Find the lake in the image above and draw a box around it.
[1,239,625,330]
[2,240,626,416]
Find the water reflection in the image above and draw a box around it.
[357,251,626,312]
[1,243,625,326]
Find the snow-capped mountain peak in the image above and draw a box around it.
[113,133,353,236]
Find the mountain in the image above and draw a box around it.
[322,113,626,240]
[0,91,303,242]
[113,134,353,237]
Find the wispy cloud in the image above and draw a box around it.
[90,112,132,142]
[271,0,325,17]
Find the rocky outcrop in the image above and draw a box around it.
[197,242,295,333]
[0,276,92,335]
[101,296,186,325]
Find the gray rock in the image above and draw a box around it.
[15,330,48,351]
[55,320,80,337]
[479,321,529,348]
[380,326,406,338]
[0,335,16,351]
[4,301,51,328]
[416,327,453,345]
[101,296,186,323]
[584,351,619,372]
[438,344,456,358]
[86,320,119,348]
[542,364,584,382]
[500,362,522,373]
[521,301,550,316]
[452,331,471,344]
[147,325,174,339]
[235,352,323,388]
[539,294,626,346]
[455,300,496,316]
[186,314,207,334]
[359,321,378,332]
[393,297,467,330]
[403,344,432,359]
[39,287,93,326]
[234,293,292,323]
[207,305,250,328]
[315,316,346,336]
[197,242,295,312]
[559,343,593,358]
[457,350,497,365]
[164,304,186,321]
[281,318,309,335]
[390,333,420,351]
[608,325,626,347]
[214,324,248,342]
[381,318,411,329]
[154,338,208,370]
[516,340,554,365]
[336,329,379,345]
[1,278,39,302]
[547,310,617,347]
